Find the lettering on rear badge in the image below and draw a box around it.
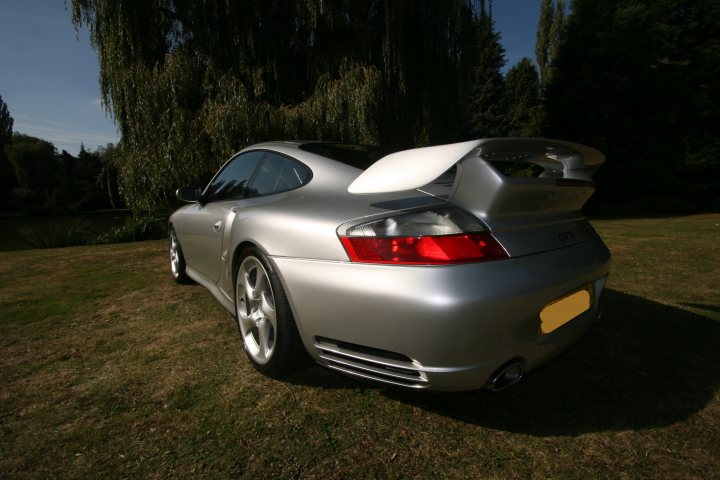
[558,230,575,242]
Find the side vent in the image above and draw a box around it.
[314,337,429,388]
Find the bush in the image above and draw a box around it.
[18,219,94,249]
[96,215,166,244]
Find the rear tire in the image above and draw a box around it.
[235,246,309,376]
[168,226,192,284]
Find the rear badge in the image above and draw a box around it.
[540,286,592,334]
[557,230,575,242]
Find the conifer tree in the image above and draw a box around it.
[535,0,554,85]
[536,0,565,87]
[503,58,542,137]
[545,0,720,211]
[466,0,506,138]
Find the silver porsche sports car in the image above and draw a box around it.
[169,138,610,391]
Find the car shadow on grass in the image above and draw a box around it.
[286,289,720,435]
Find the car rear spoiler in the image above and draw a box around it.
[348,138,605,194]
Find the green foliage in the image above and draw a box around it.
[96,215,166,244]
[67,0,719,215]
[535,0,554,85]
[17,218,94,249]
[0,95,11,146]
[0,96,17,210]
[548,0,565,83]
[2,133,122,214]
[535,0,565,87]
[96,144,123,209]
[465,3,506,138]
[466,3,541,139]
[502,58,542,137]
[71,0,481,213]
[4,134,60,213]
[61,146,111,212]
[544,0,720,212]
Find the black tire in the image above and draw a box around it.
[168,226,192,284]
[234,246,309,376]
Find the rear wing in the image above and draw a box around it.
[348,138,605,219]
[348,138,604,194]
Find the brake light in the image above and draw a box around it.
[340,233,507,264]
[338,208,509,265]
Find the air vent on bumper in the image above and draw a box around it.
[314,337,429,388]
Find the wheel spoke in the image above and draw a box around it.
[243,270,256,313]
[257,320,271,361]
[261,293,276,329]
[238,311,255,334]
[253,270,267,298]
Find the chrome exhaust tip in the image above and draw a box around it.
[485,361,524,392]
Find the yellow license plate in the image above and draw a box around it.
[540,286,592,334]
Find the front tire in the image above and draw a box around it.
[168,226,192,284]
[235,247,308,376]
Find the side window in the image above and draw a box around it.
[204,151,264,202]
[247,152,312,197]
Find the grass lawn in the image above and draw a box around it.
[1,214,719,479]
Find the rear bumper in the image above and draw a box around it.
[272,239,610,391]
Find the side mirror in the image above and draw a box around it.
[176,186,202,203]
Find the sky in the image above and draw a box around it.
[0,0,542,156]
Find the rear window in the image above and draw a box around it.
[299,143,389,169]
[249,152,312,196]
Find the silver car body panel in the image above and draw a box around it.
[169,139,611,391]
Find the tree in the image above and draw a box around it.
[548,0,565,82]
[2,132,119,213]
[58,144,122,211]
[0,95,14,210]
[535,0,565,87]
[0,96,11,147]
[503,58,542,137]
[71,0,480,213]
[545,0,720,212]
[535,0,554,85]
[465,0,506,138]
[5,134,59,212]
[96,143,123,210]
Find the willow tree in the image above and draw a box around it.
[71,0,479,213]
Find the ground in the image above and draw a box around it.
[1,214,719,479]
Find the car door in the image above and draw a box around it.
[181,150,265,282]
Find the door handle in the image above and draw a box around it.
[213,220,223,232]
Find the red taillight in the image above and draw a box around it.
[340,232,508,265]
